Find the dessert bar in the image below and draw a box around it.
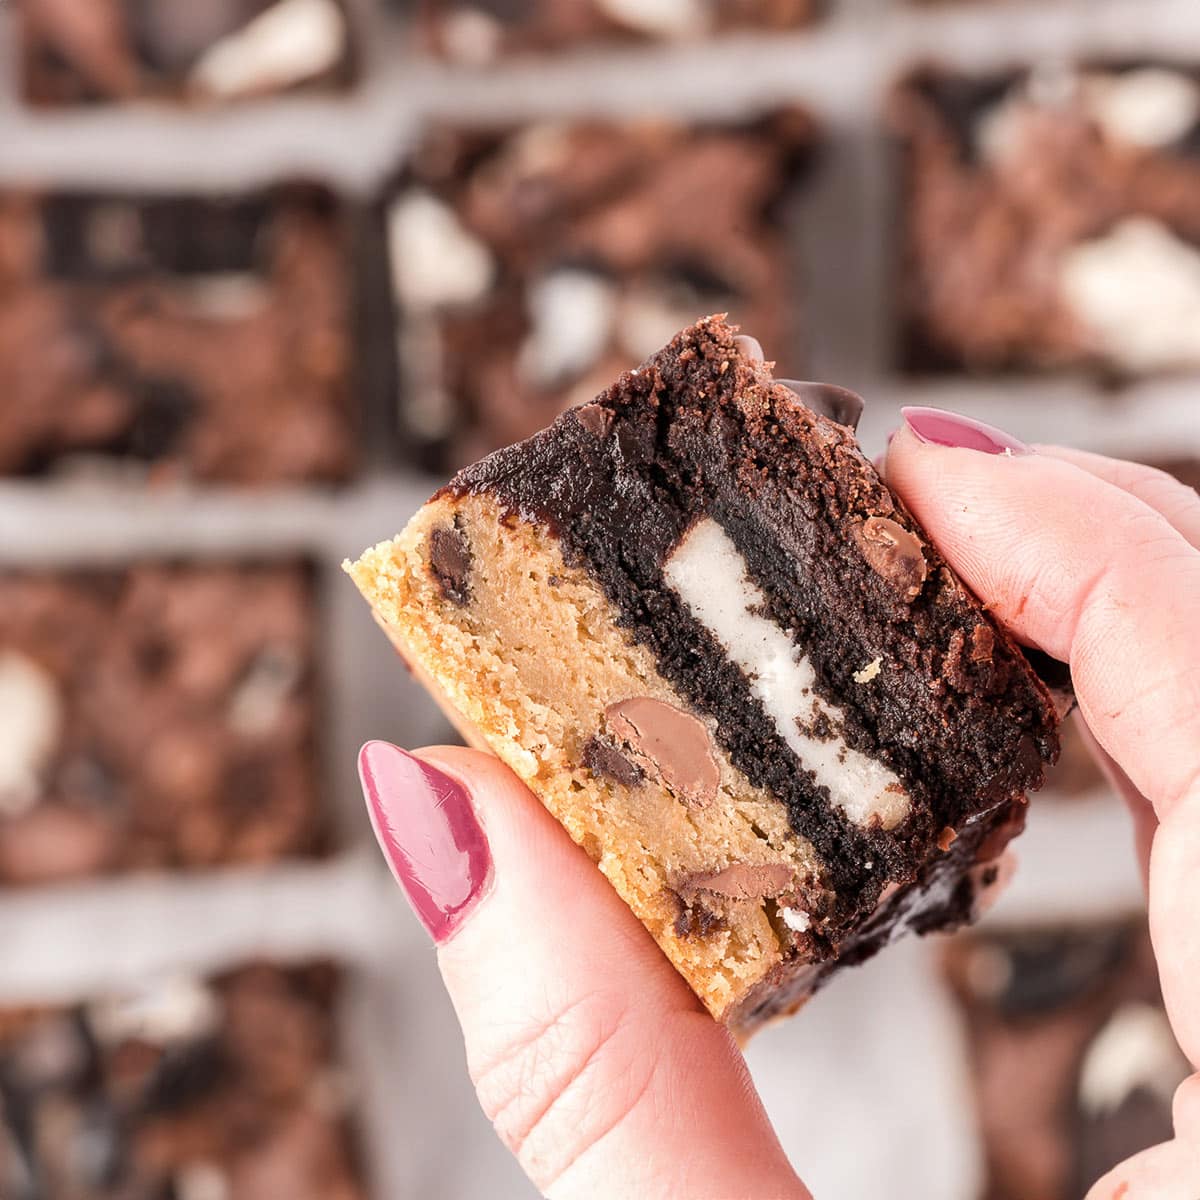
[892,61,1200,376]
[379,111,815,468]
[0,963,365,1200]
[0,185,357,484]
[348,316,1060,1034]
[0,562,326,886]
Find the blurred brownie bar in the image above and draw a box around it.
[21,0,356,107]
[0,185,357,484]
[0,562,326,886]
[0,963,365,1200]
[348,316,1060,1035]
[945,921,1189,1200]
[407,0,821,65]
[892,62,1200,376]
[379,110,815,468]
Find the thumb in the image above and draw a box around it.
[358,740,809,1200]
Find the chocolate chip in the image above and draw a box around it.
[778,380,865,430]
[428,522,472,606]
[576,403,613,439]
[604,697,720,808]
[855,516,927,601]
[581,735,643,787]
[674,900,722,939]
[679,863,797,902]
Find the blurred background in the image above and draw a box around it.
[0,0,1198,1196]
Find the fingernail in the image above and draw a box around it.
[358,741,491,943]
[733,334,764,362]
[902,406,1032,456]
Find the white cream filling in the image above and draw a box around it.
[663,519,911,830]
[190,0,346,98]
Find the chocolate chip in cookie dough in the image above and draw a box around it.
[604,697,720,808]
[429,522,472,606]
[581,735,644,787]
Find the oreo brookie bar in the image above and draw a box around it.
[347,316,1060,1035]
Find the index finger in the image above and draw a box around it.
[887,414,1200,821]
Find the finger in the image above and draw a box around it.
[1083,1076,1200,1199]
[1034,446,1200,550]
[1077,720,1156,893]
[358,740,809,1200]
[887,411,1200,820]
[886,411,1200,1076]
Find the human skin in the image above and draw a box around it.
[358,407,1200,1200]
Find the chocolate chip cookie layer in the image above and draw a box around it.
[347,315,1059,1034]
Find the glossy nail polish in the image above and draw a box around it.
[902,406,1032,456]
[358,741,491,942]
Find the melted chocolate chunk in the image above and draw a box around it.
[679,863,796,902]
[429,523,472,606]
[581,735,643,787]
[605,697,720,808]
[854,516,927,602]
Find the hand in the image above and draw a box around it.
[357,406,1200,1200]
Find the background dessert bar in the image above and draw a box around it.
[0,185,358,485]
[0,962,365,1200]
[407,0,822,64]
[0,561,326,886]
[892,60,1200,377]
[944,921,1190,1200]
[378,110,816,468]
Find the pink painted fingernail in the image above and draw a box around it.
[358,741,491,943]
[902,407,1032,456]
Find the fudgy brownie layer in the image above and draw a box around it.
[451,317,1058,928]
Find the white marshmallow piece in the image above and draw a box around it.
[520,269,618,388]
[387,191,495,312]
[664,519,911,831]
[90,976,222,1046]
[1061,217,1200,372]
[596,0,710,39]
[190,0,347,99]
[0,652,62,817]
[1078,1003,1189,1116]
[1085,68,1200,150]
